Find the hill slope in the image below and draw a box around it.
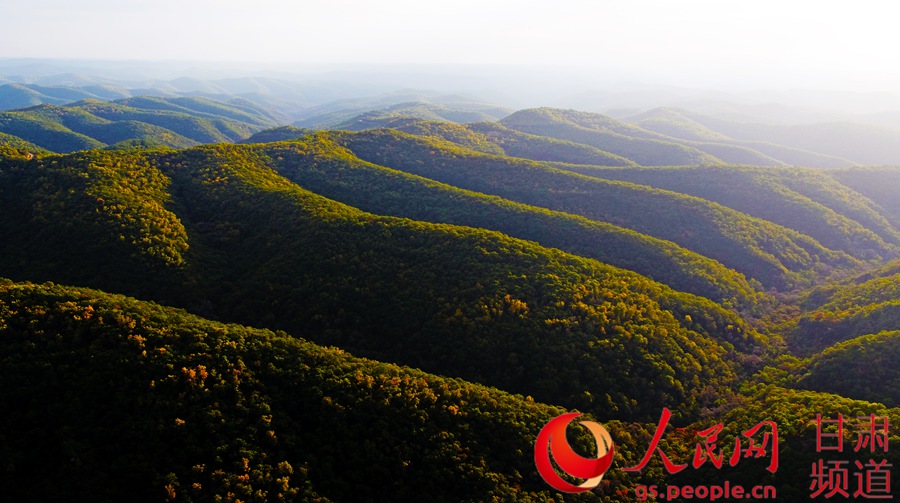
[0,97,280,152]
[5,113,900,501]
[554,164,900,261]
[4,279,897,501]
[0,279,593,502]
[294,97,512,130]
[0,82,112,109]
[501,108,721,166]
[798,330,900,405]
[251,134,765,313]
[330,129,859,290]
[625,108,859,168]
[789,260,900,354]
[0,146,761,422]
[664,109,900,165]
[828,167,900,228]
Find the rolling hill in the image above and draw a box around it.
[5,277,899,501]
[690,385,900,501]
[3,108,900,501]
[310,116,642,167]
[293,96,512,130]
[0,97,281,152]
[798,330,900,405]
[0,279,603,502]
[10,64,900,501]
[0,82,118,109]
[329,101,511,130]
[624,108,859,168]
[254,133,765,313]
[0,145,765,424]
[638,108,900,166]
[553,164,900,261]
[329,129,861,290]
[241,125,312,144]
[0,108,104,152]
[500,108,721,166]
[0,77,366,122]
[788,260,900,354]
[828,167,900,227]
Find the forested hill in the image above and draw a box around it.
[5,279,900,501]
[0,279,598,501]
[3,111,900,501]
[327,129,868,290]
[625,107,900,166]
[554,164,900,260]
[258,133,766,313]
[0,145,766,424]
[0,96,279,152]
[317,106,893,169]
[787,259,900,354]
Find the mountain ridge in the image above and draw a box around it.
[0,96,280,152]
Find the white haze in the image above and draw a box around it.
[3,0,900,93]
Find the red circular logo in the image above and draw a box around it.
[534,412,615,492]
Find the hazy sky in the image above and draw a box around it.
[4,0,899,91]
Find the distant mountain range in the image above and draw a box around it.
[11,94,900,169]
[0,69,900,168]
[0,96,281,152]
[0,75,377,120]
[293,97,512,129]
[0,78,509,124]
[291,105,900,168]
[9,85,900,170]
[623,107,900,166]
[270,105,900,168]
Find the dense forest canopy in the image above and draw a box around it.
[2,95,900,501]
